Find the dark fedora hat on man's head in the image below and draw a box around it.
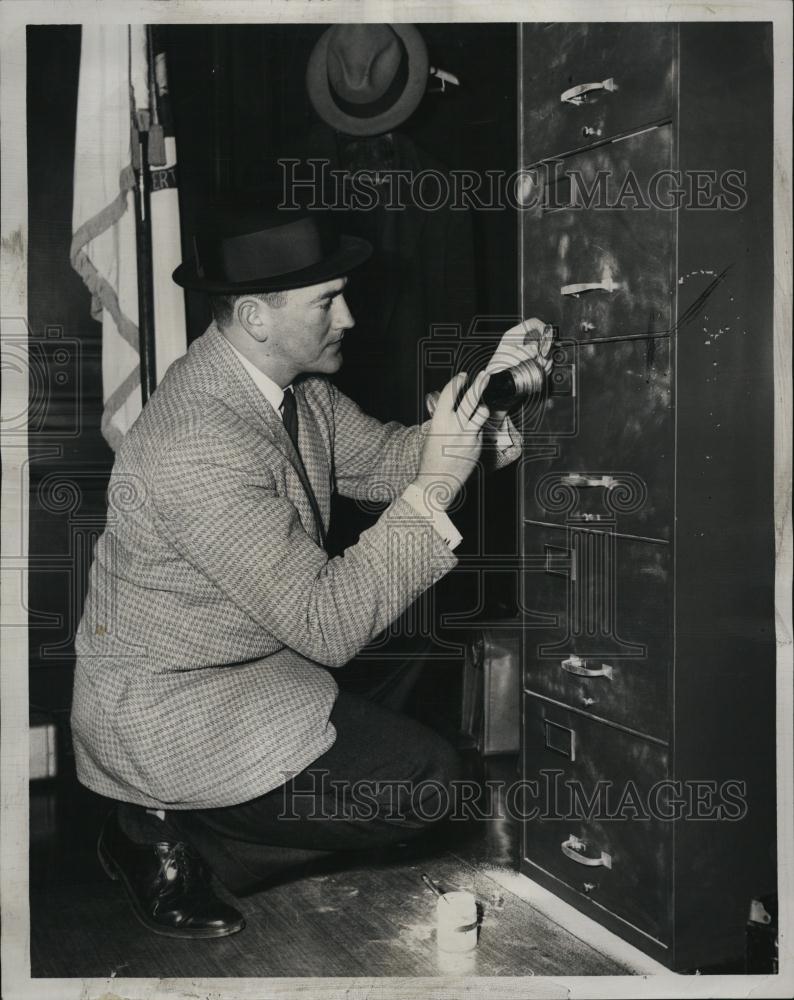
[172,209,372,293]
[306,23,429,137]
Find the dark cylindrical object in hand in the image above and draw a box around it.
[425,357,547,417]
[473,357,547,410]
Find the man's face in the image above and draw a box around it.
[261,277,354,382]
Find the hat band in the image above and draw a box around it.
[195,217,338,284]
[328,39,410,120]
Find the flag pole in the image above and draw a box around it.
[132,25,157,405]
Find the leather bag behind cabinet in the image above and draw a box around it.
[460,625,521,755]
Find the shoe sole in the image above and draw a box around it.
[97,828,245,940]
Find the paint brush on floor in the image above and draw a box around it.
[421,872,451,904]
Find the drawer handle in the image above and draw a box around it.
[561,279,619,297]
[559,473,618,489]
[561,834,613,869]
[560,78,617,106]
[561,655,613,680]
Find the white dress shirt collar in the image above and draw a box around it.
[227,341,291,414]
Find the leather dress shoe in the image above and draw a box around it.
[97,810,245,939]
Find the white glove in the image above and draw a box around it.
[485,316,555,376]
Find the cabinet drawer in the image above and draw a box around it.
[521,125,675,343]
[521,336,673,540]
[521,23,675,162]
[522,696,671,944]
[522,524,670,740]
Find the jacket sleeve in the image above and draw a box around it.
[328,381,430,502]
[329,381,522,500]
[151,432,457,668]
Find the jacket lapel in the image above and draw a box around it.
[192,325,329,543]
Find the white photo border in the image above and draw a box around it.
[2,2,792,998]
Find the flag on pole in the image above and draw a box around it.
[148,32,188,380]
[70,25,187,452]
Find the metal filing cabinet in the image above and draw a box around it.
[518,23,776,970]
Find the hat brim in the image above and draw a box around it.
[306,23,429,137]
[172,234,373,293]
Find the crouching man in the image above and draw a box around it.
[71,208,548,938]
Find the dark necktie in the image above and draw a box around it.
[281,387,326,548]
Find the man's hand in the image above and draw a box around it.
[485,316,554,376]
[484,316,554,428]
[412,371,491,511]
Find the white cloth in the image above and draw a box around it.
[70,25,144,451]
[70,25,187,451]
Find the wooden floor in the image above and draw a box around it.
[29,756,629,979]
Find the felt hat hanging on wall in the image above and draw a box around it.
[306,23,429,136]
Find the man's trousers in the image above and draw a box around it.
[117,648,462,895]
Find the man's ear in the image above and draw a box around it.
[236,297,269,342]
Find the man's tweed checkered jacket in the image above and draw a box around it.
[71,322,522,809]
